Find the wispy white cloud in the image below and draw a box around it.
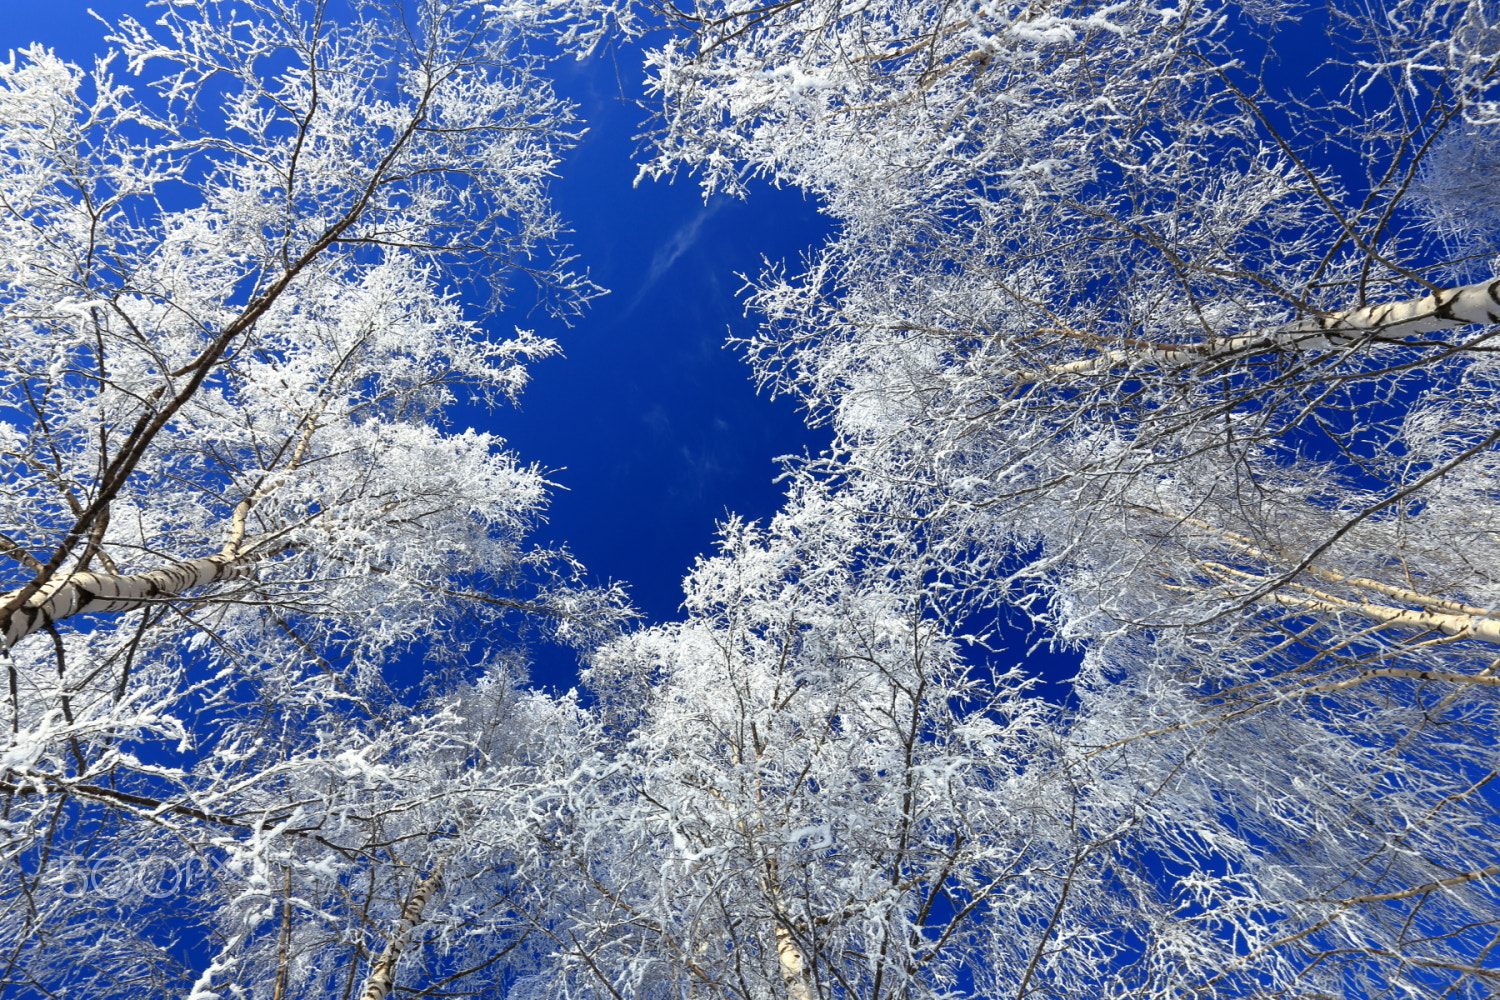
[624,198,726,314]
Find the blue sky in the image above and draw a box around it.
[492,50,831,626]
[0,2,833,686]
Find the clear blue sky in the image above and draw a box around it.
[0,2,833,686]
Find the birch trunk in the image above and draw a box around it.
[1050,276,1500,374]
[1303,277,1500,340]
[1268,590,1500,644]
[1136,506,1500,643]
[0,550,261,650]
[774,924,814,1000]
[356,867,443,1000]
[1188,544,1500,645]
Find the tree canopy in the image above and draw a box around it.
[1,0,1499,997]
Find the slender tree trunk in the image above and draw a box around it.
[272,867,294,1000]
[775,924,814,1000]
[1301,277,1500,341]
[1153,507,1500,644]
[1193,558,1500,642]
[1050,276,1500,374]
[356,867,443,1000]
[1267,589,1500,643]
[0,550,260,650]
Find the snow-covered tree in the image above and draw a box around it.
[559,0,1500,993]
[534,493,1500,999]
[10,0,1500,995]
[2,661,601,999]
[0,1,624,994]
[628,0,1500,713]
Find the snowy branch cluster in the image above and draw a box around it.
[2,0,1500,997]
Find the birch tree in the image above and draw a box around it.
[0,1,624,994]
[622,0,1500,708]
[532,0,1500,993]
[531,493,1500,999]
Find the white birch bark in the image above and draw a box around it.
[356,867,443,1000]
[775,924,814,1000]
[1048,276,1500,374]
[0,549,261,651]
[1266,589,1500,644]
[1165,511,1500,645]
[1307,277,1500,339]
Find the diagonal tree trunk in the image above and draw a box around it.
[357,866,444,1000]
[1264,586,1500,644]
[1134,505,1500,644]
[0,550,265,650]
[0,501,265,650]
